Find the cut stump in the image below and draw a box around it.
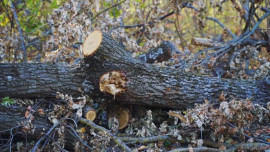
[83,105,96,121]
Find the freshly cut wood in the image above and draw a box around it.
[99,71,128,98]
[118,109,130,130]
[108,107,130,130]
[83,105,96,121]
[83,30,103,56]
[168,110,186,123]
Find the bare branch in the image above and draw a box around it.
[91,0,126,21]
[206,17,237,39]
[169,147,220,152]
[9,0,27,62]
[110,10,175,34]
[119,135,178,144]
[226,143,270,152]
[66,125,92,150]
[31,121,60,152]
[79,117,131,152]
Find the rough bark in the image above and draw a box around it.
[138,41,180,63]
[84,32,270,108]
[0,105,50,133]
[0,63,93,98]
[0,32,269,109]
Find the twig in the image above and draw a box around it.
[182,3,199,11]
[225,143,270,152]
[174,10,186,49]
[180,4,237,39]
[31,121,60,152]
[119,135,179,144]
[66,125,91,150]
[206,17,237,39]
[41,132,67,152]
[119,135,221,148]
[9,0,27,62]
[9,125,19,152]
[79,117,131,152]
[237,9,270,44]
[91,0,126,21]
[63,118,78,128]
[31,112,72,152]
[226,122,270,145]
[261,7,270,13]
[198,9,270,65]
[110,10,175,34]
[169,147,220,152]
[230,0,246,19]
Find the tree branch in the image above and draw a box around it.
[206,17,237,39]
[31,120,60,152]
[91,0,126,21]
[9,0,27,62]
[199,9,270,64]
[169,147,220,152]
[110,10,175,34]
[78,117,131,152]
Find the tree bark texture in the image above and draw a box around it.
[0,32,269,109]
[84,33,270,108]
[0,63,93,98]
[0,105,50,133]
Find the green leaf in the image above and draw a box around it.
[109,8,121,18]
[50,0,58,9]
[140,3,146,8]
[17,3,24,9]
[139,41,144,46]
[164,141,171,147]
[3,0,9,5]
[103,1,110,8]
[2,97,15,104]
[0,14,4,23]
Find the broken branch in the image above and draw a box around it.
[79,117,131,152]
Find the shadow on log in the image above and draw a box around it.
[0,30,269,109]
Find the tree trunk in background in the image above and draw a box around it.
[0,32,269,109]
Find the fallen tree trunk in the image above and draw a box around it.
[0,31,269,109]
[0,63,93,98]
[83,31,270,108]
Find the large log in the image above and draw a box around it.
[0,63,93,98]
[83,31,270,108]
[0,31,269,109]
